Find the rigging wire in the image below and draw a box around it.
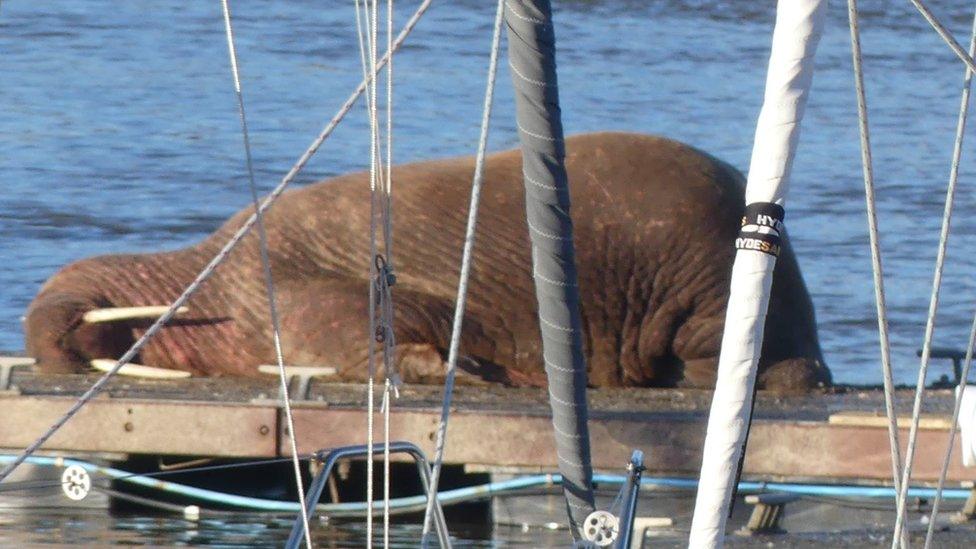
[892,4,973,545]
[353,0,378,544]
[0,0,434,490]
[217,1,312,546]
[923,7,976,547]
[844,2,907,546]
[419,0,505,546]
[909,0,976,74]
[355,0,400,544]
[381,4,396,543]
[926,312,976,547]
[354,0,399,544]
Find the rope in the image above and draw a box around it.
[353,0,380,543]
[909,0,976,74]
[382,379,392,549]
[926,309,976,547]
[0,0,434,488]
[923,7,976,547]
[845,2,907,545]
[419,1,504,546]
[218,2,313,547]
[382,4,396,544]
[892,9,970,546]
[355,0,400,545]
[377,1,397,545]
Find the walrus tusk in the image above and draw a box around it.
[82,306,189,324]
[257,365,337,377]
[90,359,192,379]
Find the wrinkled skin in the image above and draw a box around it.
[24,132,831,392]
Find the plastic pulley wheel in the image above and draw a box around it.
[61,464,91,501]
[581,510,619,547]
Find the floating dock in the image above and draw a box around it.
[0,361,969,485]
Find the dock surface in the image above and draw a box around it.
[0,368,970,484]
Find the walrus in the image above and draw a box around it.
[24,132,830,391]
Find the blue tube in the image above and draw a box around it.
[0,455,968,515]
[594,474,971,500]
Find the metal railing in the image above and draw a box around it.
[284,441,452,548]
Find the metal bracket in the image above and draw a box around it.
[737,492,798,535]
[952,480,976,523]
[613,450,645,549]
[284,441,452,549]
[0,356,35,394]
[918,347,968,385]
[257,365,336,401]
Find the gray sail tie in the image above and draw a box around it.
[505,0,595,537]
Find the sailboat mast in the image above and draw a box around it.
[688,1,827,546]
[505,0,596,538]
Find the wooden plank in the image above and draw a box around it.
[0,396,277,457]
[288,407,972,483]
[0,377,968,483]
[746,421,967,482]
[828,411,953,430]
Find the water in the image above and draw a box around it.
[0,508,532,547]
[1,0,976,542]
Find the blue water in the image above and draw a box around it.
[4,0,976,545]
[3,0,976,387]
[1,5,976,382]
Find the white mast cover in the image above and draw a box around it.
[688,1,827,547]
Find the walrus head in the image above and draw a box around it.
[24,290,137,373]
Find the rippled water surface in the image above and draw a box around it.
[0,508,556,547]
[3,0,976,384]
[4,0,976,545]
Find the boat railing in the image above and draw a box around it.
[284,441,452,549]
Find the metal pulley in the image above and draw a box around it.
[581,509,619,547]
[61,464,91,501]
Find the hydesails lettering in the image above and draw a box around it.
[735,202,785,257]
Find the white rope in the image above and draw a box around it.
[382,379,392,549]
[845,3,907,547]
[355,1,401,545]
[382,2,395,547]
[909,0,976,74]
[355,0,381,543]
[384,0,395,269]
[892,8,970,546]
[420,0,504,546]
[0,0,434,488]
[926,308,976,547]
[355,0,399,544]
[923,7,976,547]
[218,1,312,547]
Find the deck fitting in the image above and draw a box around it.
[257,365,337,401]
[0,357,35,394]
[737,492,798,535]
[952,480,976,523]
